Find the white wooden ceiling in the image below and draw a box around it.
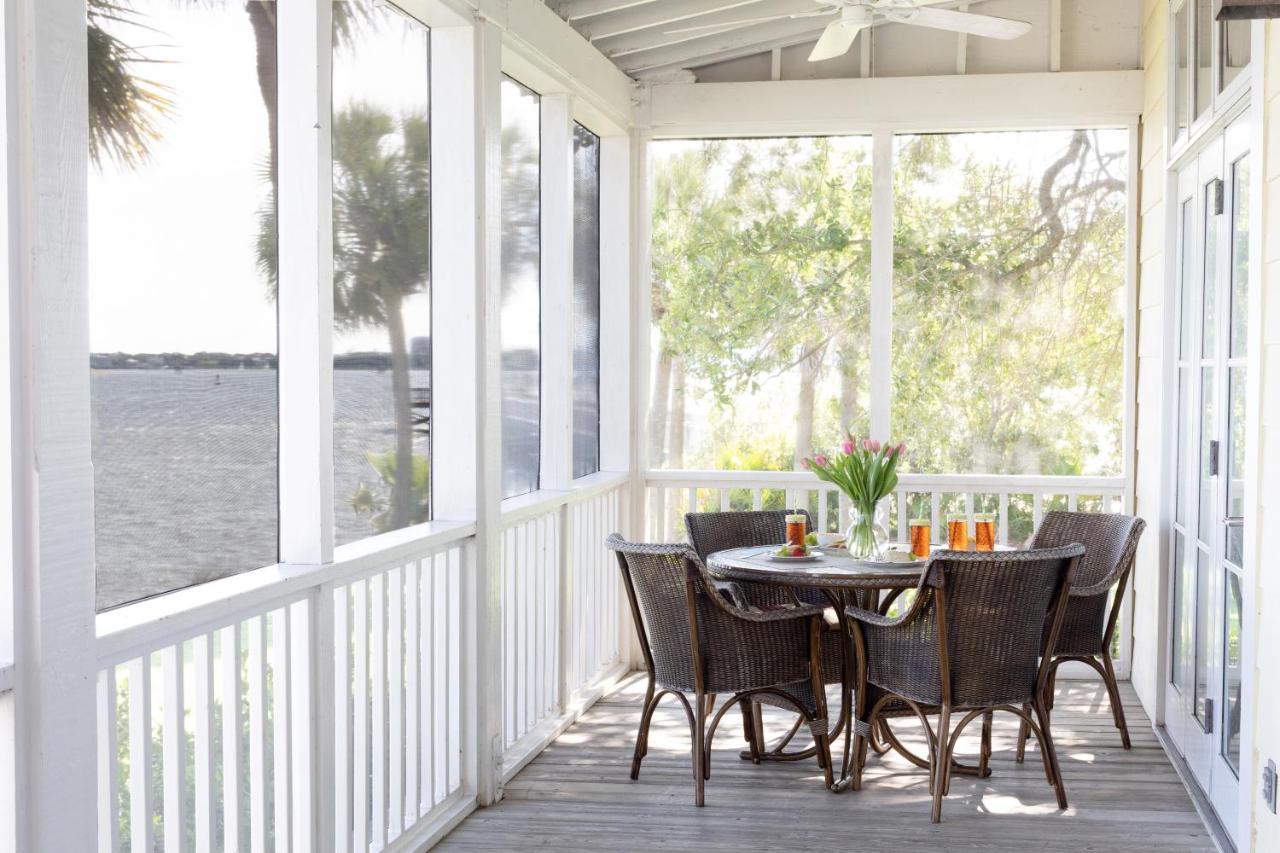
[545,0,1139,82]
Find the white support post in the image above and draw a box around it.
[278,0,334,567]
[7,0,98,849]
[430,17,505,806]
[540,93,574,493]
[869,130,893,442]
[1049,0,1062,72]
[599,133,632,477]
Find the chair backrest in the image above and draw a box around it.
[684,509,812,562]
[929,545,1083,708]
[606,535,705,692]
[1028,511,1145,655]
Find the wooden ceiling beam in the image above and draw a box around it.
[576,0,775,41]
[596,0,826,57]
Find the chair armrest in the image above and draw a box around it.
[844,602,916,629]
[1070,579,1120,598]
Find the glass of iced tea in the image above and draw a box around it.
[909,518,931,559]
[785,513,808,549]
[974,514,996,551]
[946,514,969,551]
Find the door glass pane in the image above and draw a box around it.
[572,123,601,480]
[1221,17,1251,92]
[1198,366,1215,541]
[1176,368,1191,526]
[1194,0,1213,120]
[1172,533,1190,691]
[1175,1,1190,141]
[1202,182,1219,358]
[1193,548,1212,726]
[892,130,1127,476]
[1179,198,1195,361]
[500,78,541,499]
[1229,156,1250,358]
[1227,366,1245,565]
[89,1,278,611]
[331,2,432,545]
[1223,569,1243,773]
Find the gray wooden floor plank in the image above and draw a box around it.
[439,673,1212,851]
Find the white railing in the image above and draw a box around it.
[498,473,629,779]
[645,469,1128,547]
[94,522,474,853]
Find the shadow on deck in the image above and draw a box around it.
[441,672,1212,851]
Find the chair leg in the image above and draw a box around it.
[1046,665,1058,711]
[693,690,708,806]
[739,699,761,764]
[1032,698,1068,809]
[1101,653,1132,750]
[1016,705,1030,763]
[931,704,952,823]
[978,710,993,778]
[631,677,657,780]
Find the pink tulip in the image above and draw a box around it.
[814,454,829,467]
[861,438,873,451]
[896,442,907,456]
[801,457,811,469]
[841,439,855,455]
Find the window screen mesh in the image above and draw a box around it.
[572,123,601,480]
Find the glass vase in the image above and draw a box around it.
[845,501,889,560]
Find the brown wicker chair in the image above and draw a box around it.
[607,534,834,806]
[846,545,1083,822]
[685,509,844,762]
[1016,512,1146,761]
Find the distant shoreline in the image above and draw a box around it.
[89,352,433,371]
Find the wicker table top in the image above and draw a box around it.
[705,546,928,590]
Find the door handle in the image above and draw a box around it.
[1223,517,1243,528]
[1209,440,1220,477]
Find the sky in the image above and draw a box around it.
[89,1,432,356]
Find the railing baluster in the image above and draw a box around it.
[96,667,119,853]
[271,608,291,853]
[404,561,420,826]
[388,566,405,837]
[896,490,908,544]
[221,625,243,852]
[998,493,1010,547]
[1033,493,1044,529]
[719,488,730,511]
[248,615,268,853]
[1068,493,1078,512]
[818,489,829,532]
[930,492,941,544]
[420,558,435,813]
[290,599,313,853]
[128,655,153,853]
[161,643,185,853]
[447,547,463,794]
[370,572,387,850]
[334,587,352,853]
[352,580,369,853]
[434,552,449,802]
[193,634,214,853]
[752,489,762,511]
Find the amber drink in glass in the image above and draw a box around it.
[974,514,996,552]
[946,514,969,551]
[909,519,931,559]
[785,514,808,549]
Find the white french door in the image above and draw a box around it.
[1165,116,1250,834]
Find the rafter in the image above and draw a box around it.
[596,0,826,57]
[576,0,777,41]
[555,0,661,22]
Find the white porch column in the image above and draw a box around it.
[869,129,893,442]
[7,0,97,849]
[431,17,505,806]
[599,133,632,478]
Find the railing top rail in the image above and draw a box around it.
[500,470,630,528]
[95,518,476,668]
[643,469,1127,492]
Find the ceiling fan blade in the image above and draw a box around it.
[808,20,866,62]
[900,7,1032,40]
[664,9,833,36]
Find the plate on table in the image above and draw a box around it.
[765,549,825,563]
[858,552,925,568]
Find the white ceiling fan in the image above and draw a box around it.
[664,0,1032,63]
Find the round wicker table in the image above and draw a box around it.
[705,545,1011,792]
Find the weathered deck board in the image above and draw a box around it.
[440,673,1212,851]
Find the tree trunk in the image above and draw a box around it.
[246,2,279,188]
[838,343,859,437]
[646,348,673,538]
[667,357,687,534]
[386,294,415,530]
[794,354,818,470]
[667,357,686,469]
